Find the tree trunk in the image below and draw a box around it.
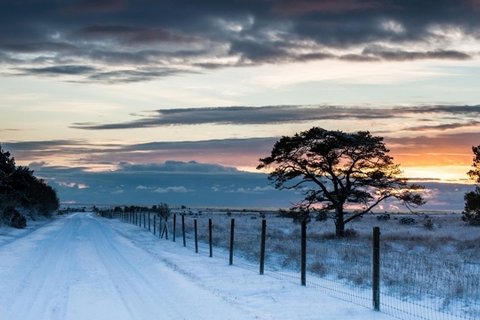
[335,206,345,237]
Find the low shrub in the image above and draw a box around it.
[309,261,327,277]
[344,228,358,238]
[423,218,434,230]
[1,207,26,228]
[399,217,416,225]
[315,211,328,221]
[10,209,27,229]
[376,213,391,221]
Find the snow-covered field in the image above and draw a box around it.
[123,208,480,320]
[186,210,480,320]
[0,212,399,320]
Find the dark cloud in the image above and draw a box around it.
[2,140,122,164]
[272,0,385,16]
[3,137,277,169]
[71,104,480,130]
[0,0,478,82]
[18,65,96,76]
[87,68,186,83]
[405,121,480,132]
[66,0,129,13]
[118,161,240,174]
[0,42,77,53]
[3,140,88,151]
[339,54,381,62]
[71,105,401,129]
[387,132,480,148]
[76,25,194,44]
[362,46,472,61]
[81,137,277,169]
[229,39,289,64]
[403,105,480,115]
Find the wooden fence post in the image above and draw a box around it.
[208,218,213,257]
[301,218,307,286]
[259,219,266,275]
[164,218,168,240]
[194,219,198,253]
[153,215,156,235]
[373,226,381,311]
[182,214,186,247]
[173,214,176,242]
[158,216,164,239]
[148,213,151,231]
[229,218,235,265]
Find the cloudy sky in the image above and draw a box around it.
[1,0,480,208]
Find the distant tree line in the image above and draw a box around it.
[93,204,172,219]
[0,145,59,228]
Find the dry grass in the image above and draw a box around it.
[135,208,480,319]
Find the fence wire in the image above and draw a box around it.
[117,210,480,320]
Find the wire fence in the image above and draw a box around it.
[113,209,479,320]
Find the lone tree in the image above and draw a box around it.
[463,145,480,225]
[258,127,425,237]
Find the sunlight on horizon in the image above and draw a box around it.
[403,165,473,184]
[16,152,475,185]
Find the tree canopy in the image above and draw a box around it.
[467,146,480,183]
[463,145,480,225]
[1,145,59,227]
[258,127,425,237]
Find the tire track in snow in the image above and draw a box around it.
[0,213,254,320]
[87,216,188,319]
[2,214,80,320]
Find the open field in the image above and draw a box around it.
[136,207,480,320]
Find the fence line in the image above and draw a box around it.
[115,210,478,320]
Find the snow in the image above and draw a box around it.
[0,212,400,320]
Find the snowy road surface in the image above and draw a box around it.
[0,213,395,320]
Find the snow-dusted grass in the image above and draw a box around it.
[158,209,480,320]
[0,215,57,246]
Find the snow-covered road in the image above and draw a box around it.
[0,213,252,320]
[0,213,395,320]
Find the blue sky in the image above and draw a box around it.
[1,0,480,209]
